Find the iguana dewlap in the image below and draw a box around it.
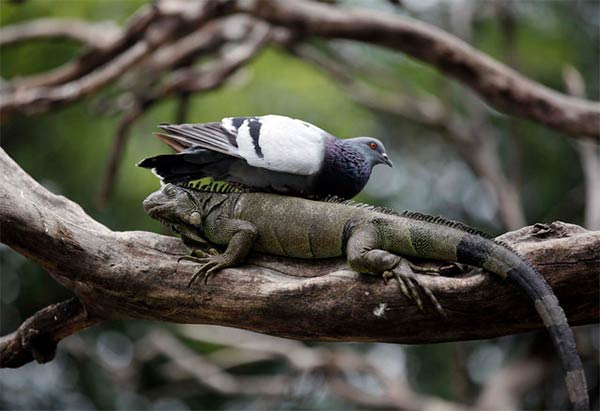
[143,183,589,410]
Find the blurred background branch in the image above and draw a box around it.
[563,65,600,230]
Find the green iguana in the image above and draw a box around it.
[143,183,589,410]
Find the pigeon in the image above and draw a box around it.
[137,114,393,199]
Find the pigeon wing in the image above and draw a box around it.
[156,115,328,177]
[222,115,327,176]
[157,122,241,157]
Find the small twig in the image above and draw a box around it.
[288,45,446,128]
[447,3,525,230]
[147,329,244,394]
[497,0,525,191]
[159,22,270,96]
[175,93,191,124]
[147,16,254,73]
[95,102,144,209]
[0,298,100,368]
[475,336,551,411]
[563,65,600,230]
[178,325,462,410]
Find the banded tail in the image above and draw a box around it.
[458,235,589,409]
[389,213,590,410]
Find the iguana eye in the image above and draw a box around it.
[164,184,177,197]
[189,212,201,226]
[369,142,377,150]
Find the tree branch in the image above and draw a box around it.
[0,21,173,114]
[0,18,121,48]
[2,4,158,91]
[0,147,598,368]
[2,0,597,142]
[0,298,100,368]
[234,0,600,139]
[0,1,218,114]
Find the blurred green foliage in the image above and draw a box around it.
[1,1,598,410]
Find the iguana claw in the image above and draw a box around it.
[185,254,230,287]
[384,258,446,317]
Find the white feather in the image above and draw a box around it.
[224,115,326,176]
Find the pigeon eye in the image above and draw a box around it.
[369,142,377,150]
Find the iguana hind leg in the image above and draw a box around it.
[346,223,444,315]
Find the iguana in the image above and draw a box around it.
[143,183,589,410]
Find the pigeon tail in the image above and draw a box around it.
[137,149,235,184]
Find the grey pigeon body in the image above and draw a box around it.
[138,115,392,199]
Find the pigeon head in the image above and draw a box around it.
[347,137,393,168]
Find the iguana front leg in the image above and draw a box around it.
[187,218,258,287]
[172,224,219,257]
[345,224,444,315]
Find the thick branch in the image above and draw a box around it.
[0,148,598,367]
[234,0,600,139]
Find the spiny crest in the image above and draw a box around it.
[493,238,540,273]
[324,196,494,239]
[178,178,247,194]
[324,195,412,216]
[325,197,535,270]
[399,211,494,240]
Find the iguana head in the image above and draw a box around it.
[143,184,204,228]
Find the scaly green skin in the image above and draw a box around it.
[144,184,589,410]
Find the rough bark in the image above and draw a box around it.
[0,147,598,368]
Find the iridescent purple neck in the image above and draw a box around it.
[315,138,371,199]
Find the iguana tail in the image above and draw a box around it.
[453,234,589,410]
[383,213,590,409]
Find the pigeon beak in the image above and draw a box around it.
[382,153,393,167]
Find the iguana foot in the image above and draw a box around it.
[404,260,460,276]
[178,247,219,264]
[186,254,231,287]
[383,258,446,317]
